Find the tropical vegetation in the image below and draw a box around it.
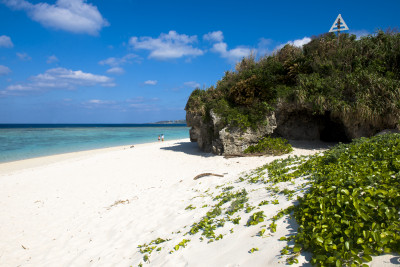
[185,30,400,131]
[243,136,293,155]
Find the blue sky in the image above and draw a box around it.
[0,0,399,123]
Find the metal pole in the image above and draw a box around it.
[337,18,340,45]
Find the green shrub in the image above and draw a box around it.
[185,30,400,132]
[293,133,400,266]
[244,137,293,155]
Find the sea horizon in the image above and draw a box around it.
[0,124,190,163]
[0,122,187,127]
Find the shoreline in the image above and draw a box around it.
[0,124,189,165]
[0,138,187,174]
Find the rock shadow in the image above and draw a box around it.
[288,139,337,151]
[160,141,216,157]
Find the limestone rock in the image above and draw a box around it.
[186,111,213,152]
[186,101,399,155]
[186,110,277,155]
[375,129,400,136]
[218,115,277,155]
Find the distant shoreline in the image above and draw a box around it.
[0,123,187,128]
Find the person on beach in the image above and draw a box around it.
[158,135,161,141]
[161,134,164,142]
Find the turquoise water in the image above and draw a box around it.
[0,124,189,163]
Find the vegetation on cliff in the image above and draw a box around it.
[185,31,400,131]
[243,136,293,155]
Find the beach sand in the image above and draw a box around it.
[0,139,397,266]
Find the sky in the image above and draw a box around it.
[0,0,399,123]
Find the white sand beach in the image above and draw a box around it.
[0,139,397,266]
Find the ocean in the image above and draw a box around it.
[0,124,190,163]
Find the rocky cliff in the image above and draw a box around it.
[185,31,400,155]
[186,110,277,155]
[187,101,399,155]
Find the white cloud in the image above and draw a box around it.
[0,65,11,76]
[6,67,114,92]
[2,0,108,35]
[17,52,31,61]
[184,81,200,88]
[349,30,370,39]
[0,35,13,48]
[106,67,125,75]
[129,103,159,111]
[129,30,204,60]
[205,31,252,62]
[124,97,159,111]
[275,37,312,52]
[203,31,224,42]
[257,38,273,56]
[212,42,252,62]
[288,37,312,47]
[46,55,58,64]
[82,99,119,109]
[87,99,116,104]
[144,80,157,85]
[99,53,137,67]
[6,84,35,91]
[126,96,144,103]
[99,54,138,75]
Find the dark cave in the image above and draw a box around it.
[319,112,350,143]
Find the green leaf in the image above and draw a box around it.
[362,255,372,262]
[384,247,391,253]
[293,246,301,253]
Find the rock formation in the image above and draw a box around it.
[187,110,277,155]
[187,102,399,155]
[185,32,400,155]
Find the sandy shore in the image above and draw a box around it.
[0,139,397,266]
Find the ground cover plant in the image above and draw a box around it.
[134,154,308,266]
[135,134,400,266]
[291,133,400,266]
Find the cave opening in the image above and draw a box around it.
[319,112,350,143]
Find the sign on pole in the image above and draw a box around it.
[329,14,349,33]
[329,14,349,44]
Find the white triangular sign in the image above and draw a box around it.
[329,14,349,32]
